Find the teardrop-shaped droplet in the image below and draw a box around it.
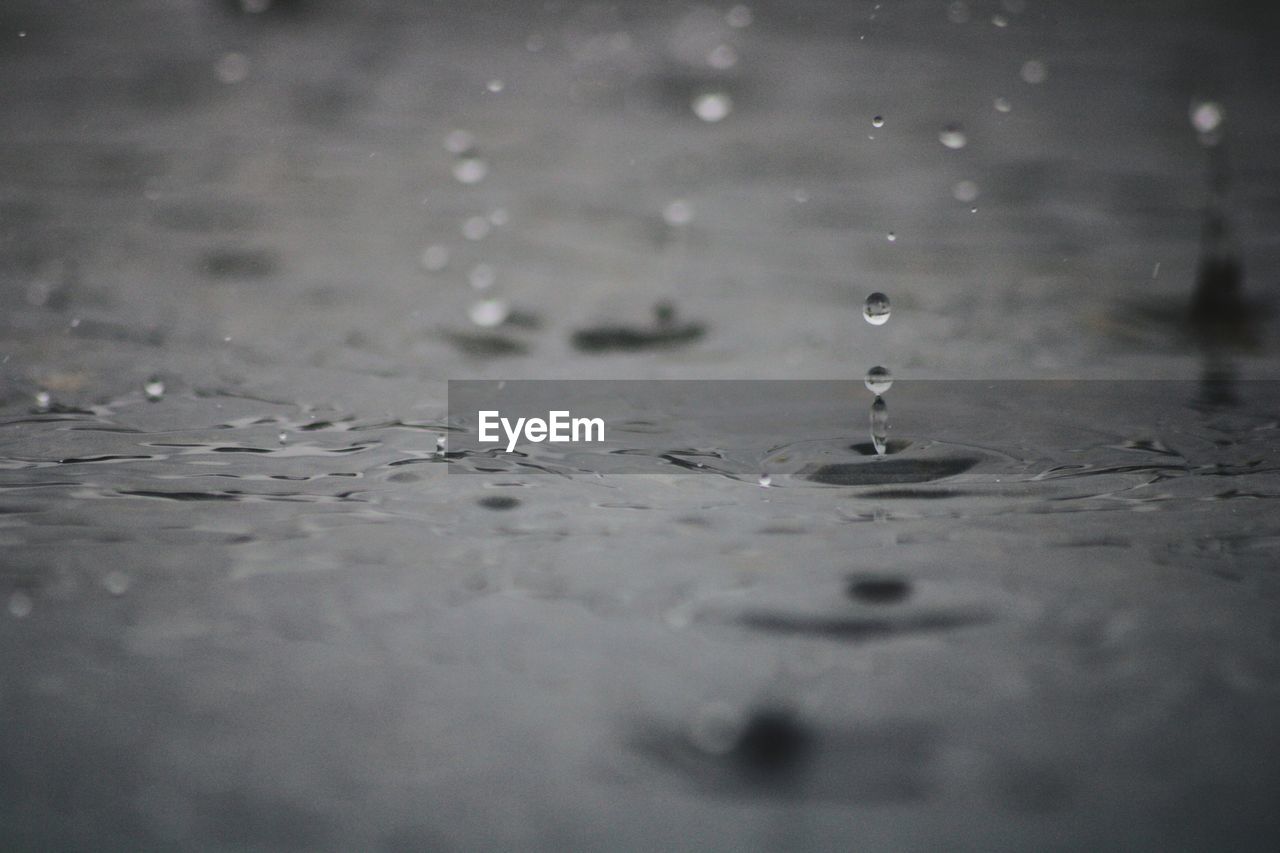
[870,396,889,456]
[863,292,891,325]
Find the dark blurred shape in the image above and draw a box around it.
[801,456,979,485]
[477,495,520,510]
[199,246,280,280]
[571,304,705,353]
[443,332,529,358]
[731,709,814,780]
[847,575,913,605]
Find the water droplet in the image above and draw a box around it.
[953,180,979,202]
[420,244,450,271]
[726,5,753,28]
[103,570,130,596]
[144,378,165,401]
[939,125,967,149]
[469,298,510,328]
[214,52,250,84]
[468,263,497,290]
[436,435,447,453]
[462,216,492,241]
[886,231,896,242]
[863,292,891,325]
[278,432,288,445]
[452,157,488,184]
[865,366,892,395]
[1190,101,1223,135]
[486,79,505,93]
[994,96,1012,113]
[870,396,889,456]
[872,115,884,128]
[692,92,732,123]
[34,390,51,411]
[758,473,772,487]
[443,129,476,155]
[707,44,738,69]
[1020,59,1047,84]
[992,14,1009,27]
[662,199,694,226]
[7,590,32,619]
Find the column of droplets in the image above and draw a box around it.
[862,292,892,455]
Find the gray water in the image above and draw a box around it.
[2,1,1280,850]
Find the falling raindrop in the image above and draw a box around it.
[420,244,450,271]
[144,378,165,401]
[452,158,488,184]
[870,396,889,456]
[758,473,772,488]
[939,125,967,149]
[872,115,884,128]
[953,180,979,202]
[863,292,891,325]
[1020,59,1047,84]
[994,97,1012,113]
[864,366,892,395]
[886,231,896,242]
[34,390,51,411]
[662,199,694,226]
[469,298,510,328]
[692,92,732,123]
[7,590,32,619]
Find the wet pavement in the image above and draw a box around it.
[2,1,1280,850]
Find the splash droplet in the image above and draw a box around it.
[758,473,772,487]
[994,97,1012,113]
[870,396,889,456]
[863,292,891,325]
[692,92,732,123]
[886,231,896,242]
[278,432,288,445]
[939,125,967,149]
[872,115,884,128]
[864,366,892,395]
[469,298,510,328]
[144,378,165,401]
[34,390,51,411]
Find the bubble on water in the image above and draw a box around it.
[865,366,893,395]
[462,216,492,241]
[103,570,130,596]
[34,390,51,411]
[8,590,32,618]
[758,473,772,488]
[452,157,487,184]
[214,52,250,84]
[994,96,1012,113]
[469,298,510,328]
[707,44,738,69]
[468,263,497,290]
[886,231,896,242]
[662,199,694,226]
[863,292,891,325]
[1190,101,1223,135]
[144,378,165,401]
[1020,59,1047,84]
[420,244,450,271]
[486,79,505,93]
[939,125,967,149]
[872,115,884,128]
[692,92,732,123]
[953,180,979,202]
[444,129,476,155]
[488,208,510,227]
[947,1,971,24]
[689,702,744,755]
[726,5,753,28]
[870,396,890,456]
